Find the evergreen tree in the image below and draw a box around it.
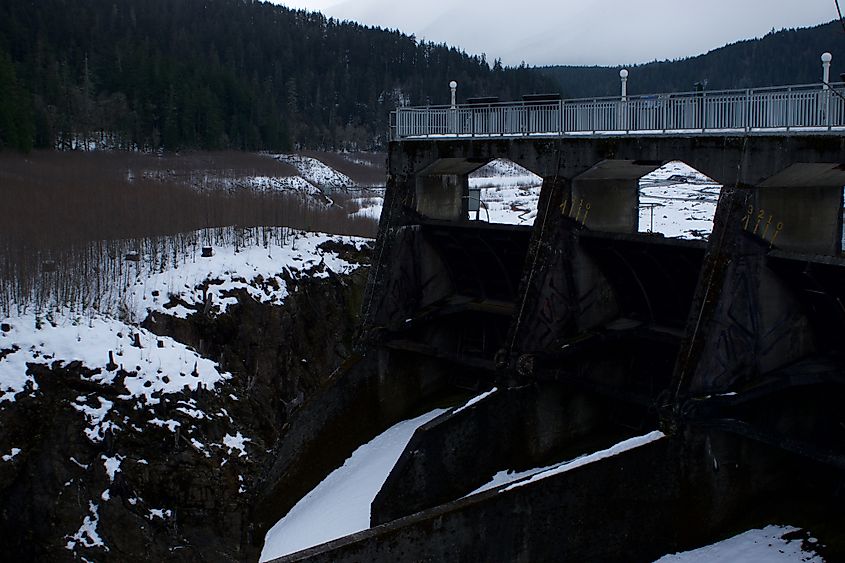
[0,0,556,151]
[0,49,34,151]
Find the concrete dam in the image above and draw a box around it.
[257,88,845,560]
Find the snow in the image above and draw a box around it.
[66,501,107,552]
[453,387,497,414]
[148,418,180,432]
[452,159,721,238]
[653,525,823,562]
[122,231,368,322]
[234,175,322,195]
[70,457,89,469]
[0,315,230,405]
[638,161,721,240]
[350,190,385,221]
[101,455,122,482]
[273,154,355,190]
[148,508,173,520]
[503,430,664,491]
[0,230,368,406]
[194,174,324,198]
[259,408,447,561]
[222,432,250,457]
[191,438,211,458]
[4,229,368,324]
[465,431,665,496]
[469,159,543,226]
[72,397,117,443]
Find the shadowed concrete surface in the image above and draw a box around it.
[258,134,845,562]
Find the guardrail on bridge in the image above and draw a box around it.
[390,83,845,140]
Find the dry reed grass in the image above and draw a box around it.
[0,151,378,317]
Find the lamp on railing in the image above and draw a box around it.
[822,52,832,89]
[620,69,629,101]
[450,80,458,108]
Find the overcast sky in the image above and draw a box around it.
[269,0,838,66]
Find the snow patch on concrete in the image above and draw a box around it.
[502,431,665,491]
[259,408,447,561]
[653,525,823,562]
[465,431,666,496]
[453,387,498,414]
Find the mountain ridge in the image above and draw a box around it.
[537,20,845,98]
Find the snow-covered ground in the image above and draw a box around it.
[221,175,325,199]
[0,313,228,405]
[638,161,721,240]
[272,154,355,191]
[654,525,823,562]
[469,159,543,226]
[1,229,369,407]
[349,189,386,221]
[121,231,368,322]
[259,408,447,561]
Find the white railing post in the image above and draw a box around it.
[558,99,563,135]
[745,89,750,132]
[827,88,833,130]
[785,86,791,132]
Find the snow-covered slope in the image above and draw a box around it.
[272,154,355,191]
[260,408,447,561]
[121,231,367,321]
[0,314,228,405]
[0,230,369,405]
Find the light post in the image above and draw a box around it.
[822,52,832,89]
[449,80,458,108]
[620,69,629,101]
[618,69,629,131]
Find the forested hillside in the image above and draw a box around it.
[540,20,845,99]
[0,0,552,152]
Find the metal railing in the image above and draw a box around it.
[391,83,845,140]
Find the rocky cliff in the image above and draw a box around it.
[0,239,370,562]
